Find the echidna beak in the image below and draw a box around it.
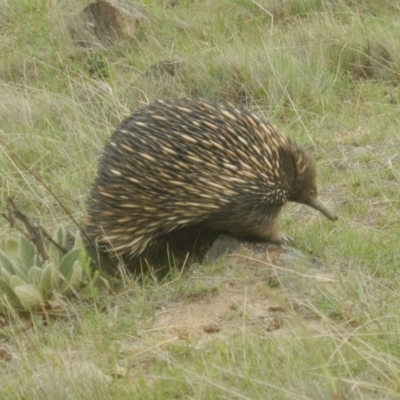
[308,197,338,221]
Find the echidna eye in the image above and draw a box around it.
[310,189,316,196]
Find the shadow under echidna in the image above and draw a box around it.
[86,98,337,274]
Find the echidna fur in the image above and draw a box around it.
[86,98,337,270]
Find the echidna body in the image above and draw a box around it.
[86,98,337,267]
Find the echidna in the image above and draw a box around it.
[86,98,337,269]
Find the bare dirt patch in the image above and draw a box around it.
[144,238,337,345]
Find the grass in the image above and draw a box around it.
[1,0,400,398]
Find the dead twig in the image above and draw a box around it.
[1,197,71,262]
[0,138,94,248]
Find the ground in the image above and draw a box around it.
[1,0,400,399]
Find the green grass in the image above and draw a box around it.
[1,0,400,398]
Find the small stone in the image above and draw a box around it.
[69,0,151,47]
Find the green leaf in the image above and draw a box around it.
[54,225,67,248]
[9,275,28,289]
[3,239,19,259]
[18,235,36,269]
[46,225,68,264]
[59,248,81,279]
[28,267,43,286]
[64,261,83,293]
[47,243,63,265]
[33,254,44,268]
[0,277,22,309]
[13,284,44,310]
[9,262,29,281]
[40,263,61,291]
[0,299,9,314]
[79,274,110,299]
[61,261,83,295]
[0,251,16,275]
[92,275,110,294]
[73,230,84,250]
[0,268,13,285]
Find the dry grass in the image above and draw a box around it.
[1,0,400,398]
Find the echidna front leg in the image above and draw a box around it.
[258,207,292,244]
[262,218,285,243]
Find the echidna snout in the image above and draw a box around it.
[86,98,337,269]
[286,154,337,222]
[307,196,338,221]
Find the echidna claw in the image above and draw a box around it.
[269,233,293,244]
[281,233,294,243]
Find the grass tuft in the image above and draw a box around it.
[1,0,400,398]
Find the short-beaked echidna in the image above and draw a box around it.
[86,98,337,269]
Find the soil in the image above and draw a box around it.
[135,237,337,348]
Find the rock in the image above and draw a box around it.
[203,235,243,264]
[69,0,151,47]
